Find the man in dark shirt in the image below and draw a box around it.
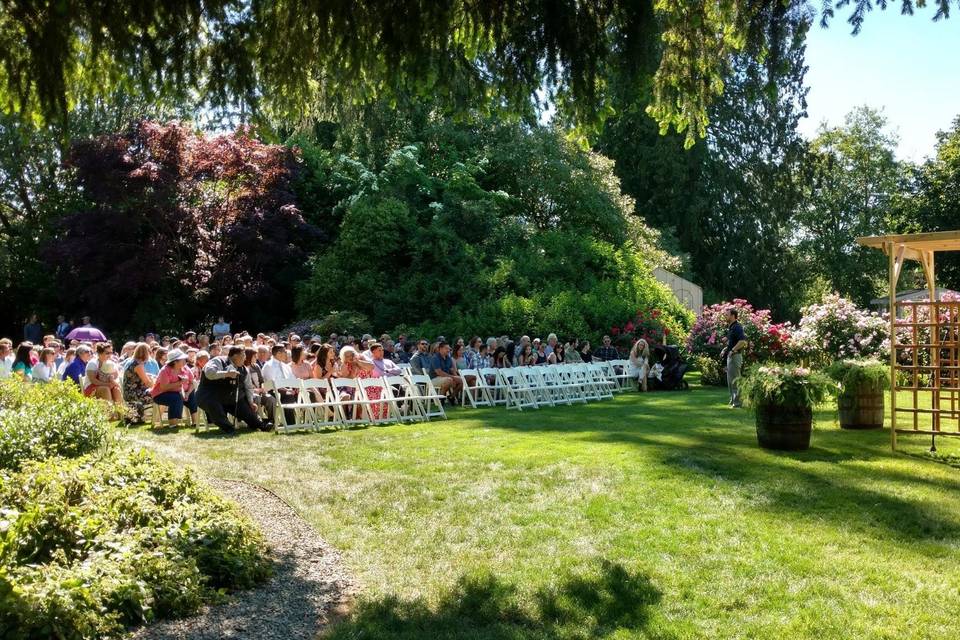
[720,309,747,407]
[429,341,463,401]
[594,335,619,361]
[23,314,43,344]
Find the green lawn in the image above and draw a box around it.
[122,379,960,639]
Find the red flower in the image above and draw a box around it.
[611,326,620,336]
[625,321,635,332]
[664,327,670,335]
[651,309,661,318]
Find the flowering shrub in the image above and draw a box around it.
[792,294,888,365]
[610,307,685,351]
[739,364,834,410]
[686,299,793,369]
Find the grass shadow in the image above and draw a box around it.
[323,560,670,640]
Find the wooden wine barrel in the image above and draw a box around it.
[837,383,884,430]
[756,405,812,451]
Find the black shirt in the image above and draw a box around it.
[728,321,746,352]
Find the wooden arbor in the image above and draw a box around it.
[858,231,960,450]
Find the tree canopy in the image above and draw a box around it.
[1,0,954,146]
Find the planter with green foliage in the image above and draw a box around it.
[739,365,834,451]
[826,359,889,429]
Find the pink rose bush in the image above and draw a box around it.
[792,294,888,365]
[687,299,794,363]
[610,308,683,351]
[686,299,794,386]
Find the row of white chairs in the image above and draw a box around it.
[456,363,620,411]
[237,361,626,433]
[263,374,448,433]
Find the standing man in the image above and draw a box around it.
[55,315,71,341]
[720,309,747,408]
[23,314,43,344]
[212,316,231,341]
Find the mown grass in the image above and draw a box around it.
[123,377,960,639]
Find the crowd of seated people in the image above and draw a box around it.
[3,315,660,433]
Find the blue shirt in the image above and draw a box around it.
[728,321,746,351]
[144,358,160,377]
[62,358,87,386]
[430,353,454,377]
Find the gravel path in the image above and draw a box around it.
[132,478,356,640]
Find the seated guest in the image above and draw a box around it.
[11,342,33,380]
[262,344,298,422]
[245,347,277,424]
[32,347,56,383]
[336,345,374,418]
[470,344,492,370]
[594,335,619,361]
[629,339,651,392]
[580,340,594,363]
[85,343,123,417]
[123,342,154,424]
[429,341,463,401]
[563,339,583,363]
[452,344,468,370]
[358,343,394,420]
[409,339,432,375]
[149,350,195,427]
[0,340,13,379]
[397,341,414,364]
[518,343,537,367]
[533,339,547,365]
[144,346,161,377]
[62,345,92,386]
[196,346,269,433]
[313,343,337,381]
[58,347,76,378]
[290,345,313,379]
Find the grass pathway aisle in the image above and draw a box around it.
[125,381,960,639]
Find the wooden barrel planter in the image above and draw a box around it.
[837,383,884,430]
[756,405,812,451]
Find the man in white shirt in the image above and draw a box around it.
[260,344,297,424]
[261,345,294,382]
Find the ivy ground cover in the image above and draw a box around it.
[125,380,960,639]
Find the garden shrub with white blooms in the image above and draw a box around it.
[793,293,888,366]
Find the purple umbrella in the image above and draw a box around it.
[65,327,108,342]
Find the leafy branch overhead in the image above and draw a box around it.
[0,0,953,145]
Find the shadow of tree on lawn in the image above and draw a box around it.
[323,560,671,640]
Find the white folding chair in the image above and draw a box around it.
[406,374,447,420]
[521,367,555,407]
[587,364,616,400]
[383,374,422,422]
[300,378,341,430]
[459,368,492,408]
[269,377,321,432]
[480,367,508,406]
[329,378,380,426]
[606,360,630,393]
[357,377,398,425]
[544,365,585,404]
[498,368,539,411]
[569,364,602,401]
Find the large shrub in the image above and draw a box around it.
[0,449,271,640]
[295,121,691,340]
[44,121,323,335]
[0,380,109,470]
[792,293,888,365]
[686,299,793,383]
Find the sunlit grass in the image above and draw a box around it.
[123,377,960,639]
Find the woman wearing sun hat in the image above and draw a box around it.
[150,349,193,427]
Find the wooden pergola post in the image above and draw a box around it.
[858,231,960,452]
